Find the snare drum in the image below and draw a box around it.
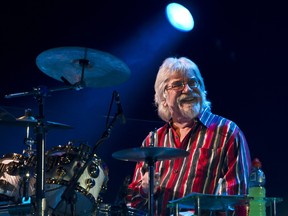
[45,144,109,215]
[0,153,35,203]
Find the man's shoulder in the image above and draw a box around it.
[200,108,238,127]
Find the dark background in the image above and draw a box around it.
[0,0,287,214]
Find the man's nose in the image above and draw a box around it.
[181,83,193,93]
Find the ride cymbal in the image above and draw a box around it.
[112,147,189,162]
[36,47,131,88]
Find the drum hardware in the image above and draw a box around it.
[87,162,100,178]
[167,193,252,216]
[5,109,38,206]
[112,145,190,216]
[23,137,36,156]
[85,178,96,192]
[21,170,32,204]
[19,109,38,159]
[2,46,130,215]
[55,167,67,179]
[0,202,32,215]
[4,86,75,215]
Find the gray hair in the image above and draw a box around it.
[154,57,211,122]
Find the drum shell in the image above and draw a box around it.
[45,145,109,215]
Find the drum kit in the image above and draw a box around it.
[0,46,131,215]
[2,46,274,216]
[0,46,192,216]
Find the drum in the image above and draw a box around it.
[45,144,109,216]
[0,153,35,204]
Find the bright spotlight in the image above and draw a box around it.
[166,3,194,32]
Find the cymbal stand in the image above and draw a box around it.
[20,108,37,156]
[21,168,31,204]
[5,86,59,216]
[147,157,155,216]
[33,90,48,216]
[20,109,37,204]
[147,130,157,216]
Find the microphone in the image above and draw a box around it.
[114,91,126,124]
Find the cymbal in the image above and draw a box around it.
[0,110,72,130]
[112,147,189,162]
[36,46,131,88]
[168,192,251,211]
[17,113,73,129]
[1,118,73,130]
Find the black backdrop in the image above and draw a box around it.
[0,0,287,214]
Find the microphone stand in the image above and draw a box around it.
[53,110,122,215]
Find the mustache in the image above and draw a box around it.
[178,93,200,103]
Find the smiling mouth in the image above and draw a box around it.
[180,97,196,103]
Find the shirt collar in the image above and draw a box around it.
[196,106,212,128]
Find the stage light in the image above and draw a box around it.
[165,2,194,32]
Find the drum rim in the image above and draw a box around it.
[46,145,79,156]
[0,153,27,163]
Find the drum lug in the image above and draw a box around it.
[56,166,67,178]
[85,178,96,191]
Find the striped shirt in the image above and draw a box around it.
[126,108,251,215]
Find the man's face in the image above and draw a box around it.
[164,71,203,121]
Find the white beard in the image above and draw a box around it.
[177,93,202,119]
[179,102,201,119]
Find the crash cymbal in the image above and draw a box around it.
[112,147,189,162]
[36,46,131,88]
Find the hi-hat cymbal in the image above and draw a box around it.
[112,147,189,162]
[1,118,73,130]
[0,109,72,130]
[36,47,131,88]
